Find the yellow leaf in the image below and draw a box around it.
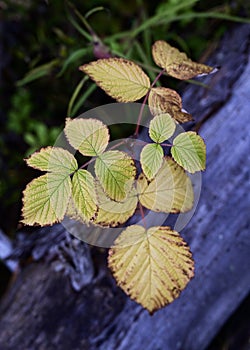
[148,87,192,123]
[71,170,97,222]
[152,40,215,80]
[64,118,109,157]
[108,225,194,314]
[171,131,206,173]
[140,143,164,180]
[95,150,136,202]
[22,173,71,226]
[137,157,193,213]
[94,182,138,227]
[25,147,78,173]
[149,113,176,143]
[80,58,150,102]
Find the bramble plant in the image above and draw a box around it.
[21,40,216,314]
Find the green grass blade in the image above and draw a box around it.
[57,47,92,77]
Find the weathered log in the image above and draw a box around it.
[0,24,249,350]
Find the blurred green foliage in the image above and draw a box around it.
[0,0,249,234]
[7,88,61,155]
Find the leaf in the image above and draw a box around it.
[16,59,59,86]
[95,150,136,202]
[94,182,138,227]
[57,47,92,77]
[22,173,71,225]
[152,40,215,80]
[64,118,109,156]
[148,87,192,123]
[149,113,176,143]
[108,225,194,314]
[80,58,150,102]
[26,147,78,173]
[137,157,194,213]
[140,143,164,180]
[71,170,97,222]
[171,131,206,173]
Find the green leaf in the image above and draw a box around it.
[67,81,97,117]
[94,182,138,227]
[16,60,59,86]
[71,170,97,222]
[26,147,78,173]
[80,58,150,102]
[149,113,176,143]
[171,131,206,173]
[95,150,136,202]
[140,143,164,180]
[152,40,215,80]
[22,173,71,226]
[137,157,194,213]
[64,118,109,156]
[108,225,194,314]
[148,87,192,123]
[57,48,92,77]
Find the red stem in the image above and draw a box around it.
[134,68,165,136]
[139,202,147,229]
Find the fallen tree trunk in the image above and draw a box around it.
[0,24,249,350]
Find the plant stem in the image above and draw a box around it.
[79,158,95,170]
[134,68,165,136]
[78,140,126,170]
[161,143,172,147]
[139,202,147,229]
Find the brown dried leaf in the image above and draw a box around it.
[152,40,215,80]
[148,87,192,123]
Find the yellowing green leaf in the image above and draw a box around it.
[71,170,97,222]
[94,182,138,227]
[108,225,194,314]
[22,173,71,225]
[64,118,109,156]
[26,147,78,173]
[140,143,164,180]
[80,58,150,102]
[148,87,192,123]
[137,157,193,213]
[152,40,215,80]
[171,131,206,173]
[149,113,176,143]
[95,150,136,202]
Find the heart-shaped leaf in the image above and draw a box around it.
[108,225,194,314]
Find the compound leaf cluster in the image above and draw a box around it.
[22,40,216,314]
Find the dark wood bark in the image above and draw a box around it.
[0,24,249,350]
